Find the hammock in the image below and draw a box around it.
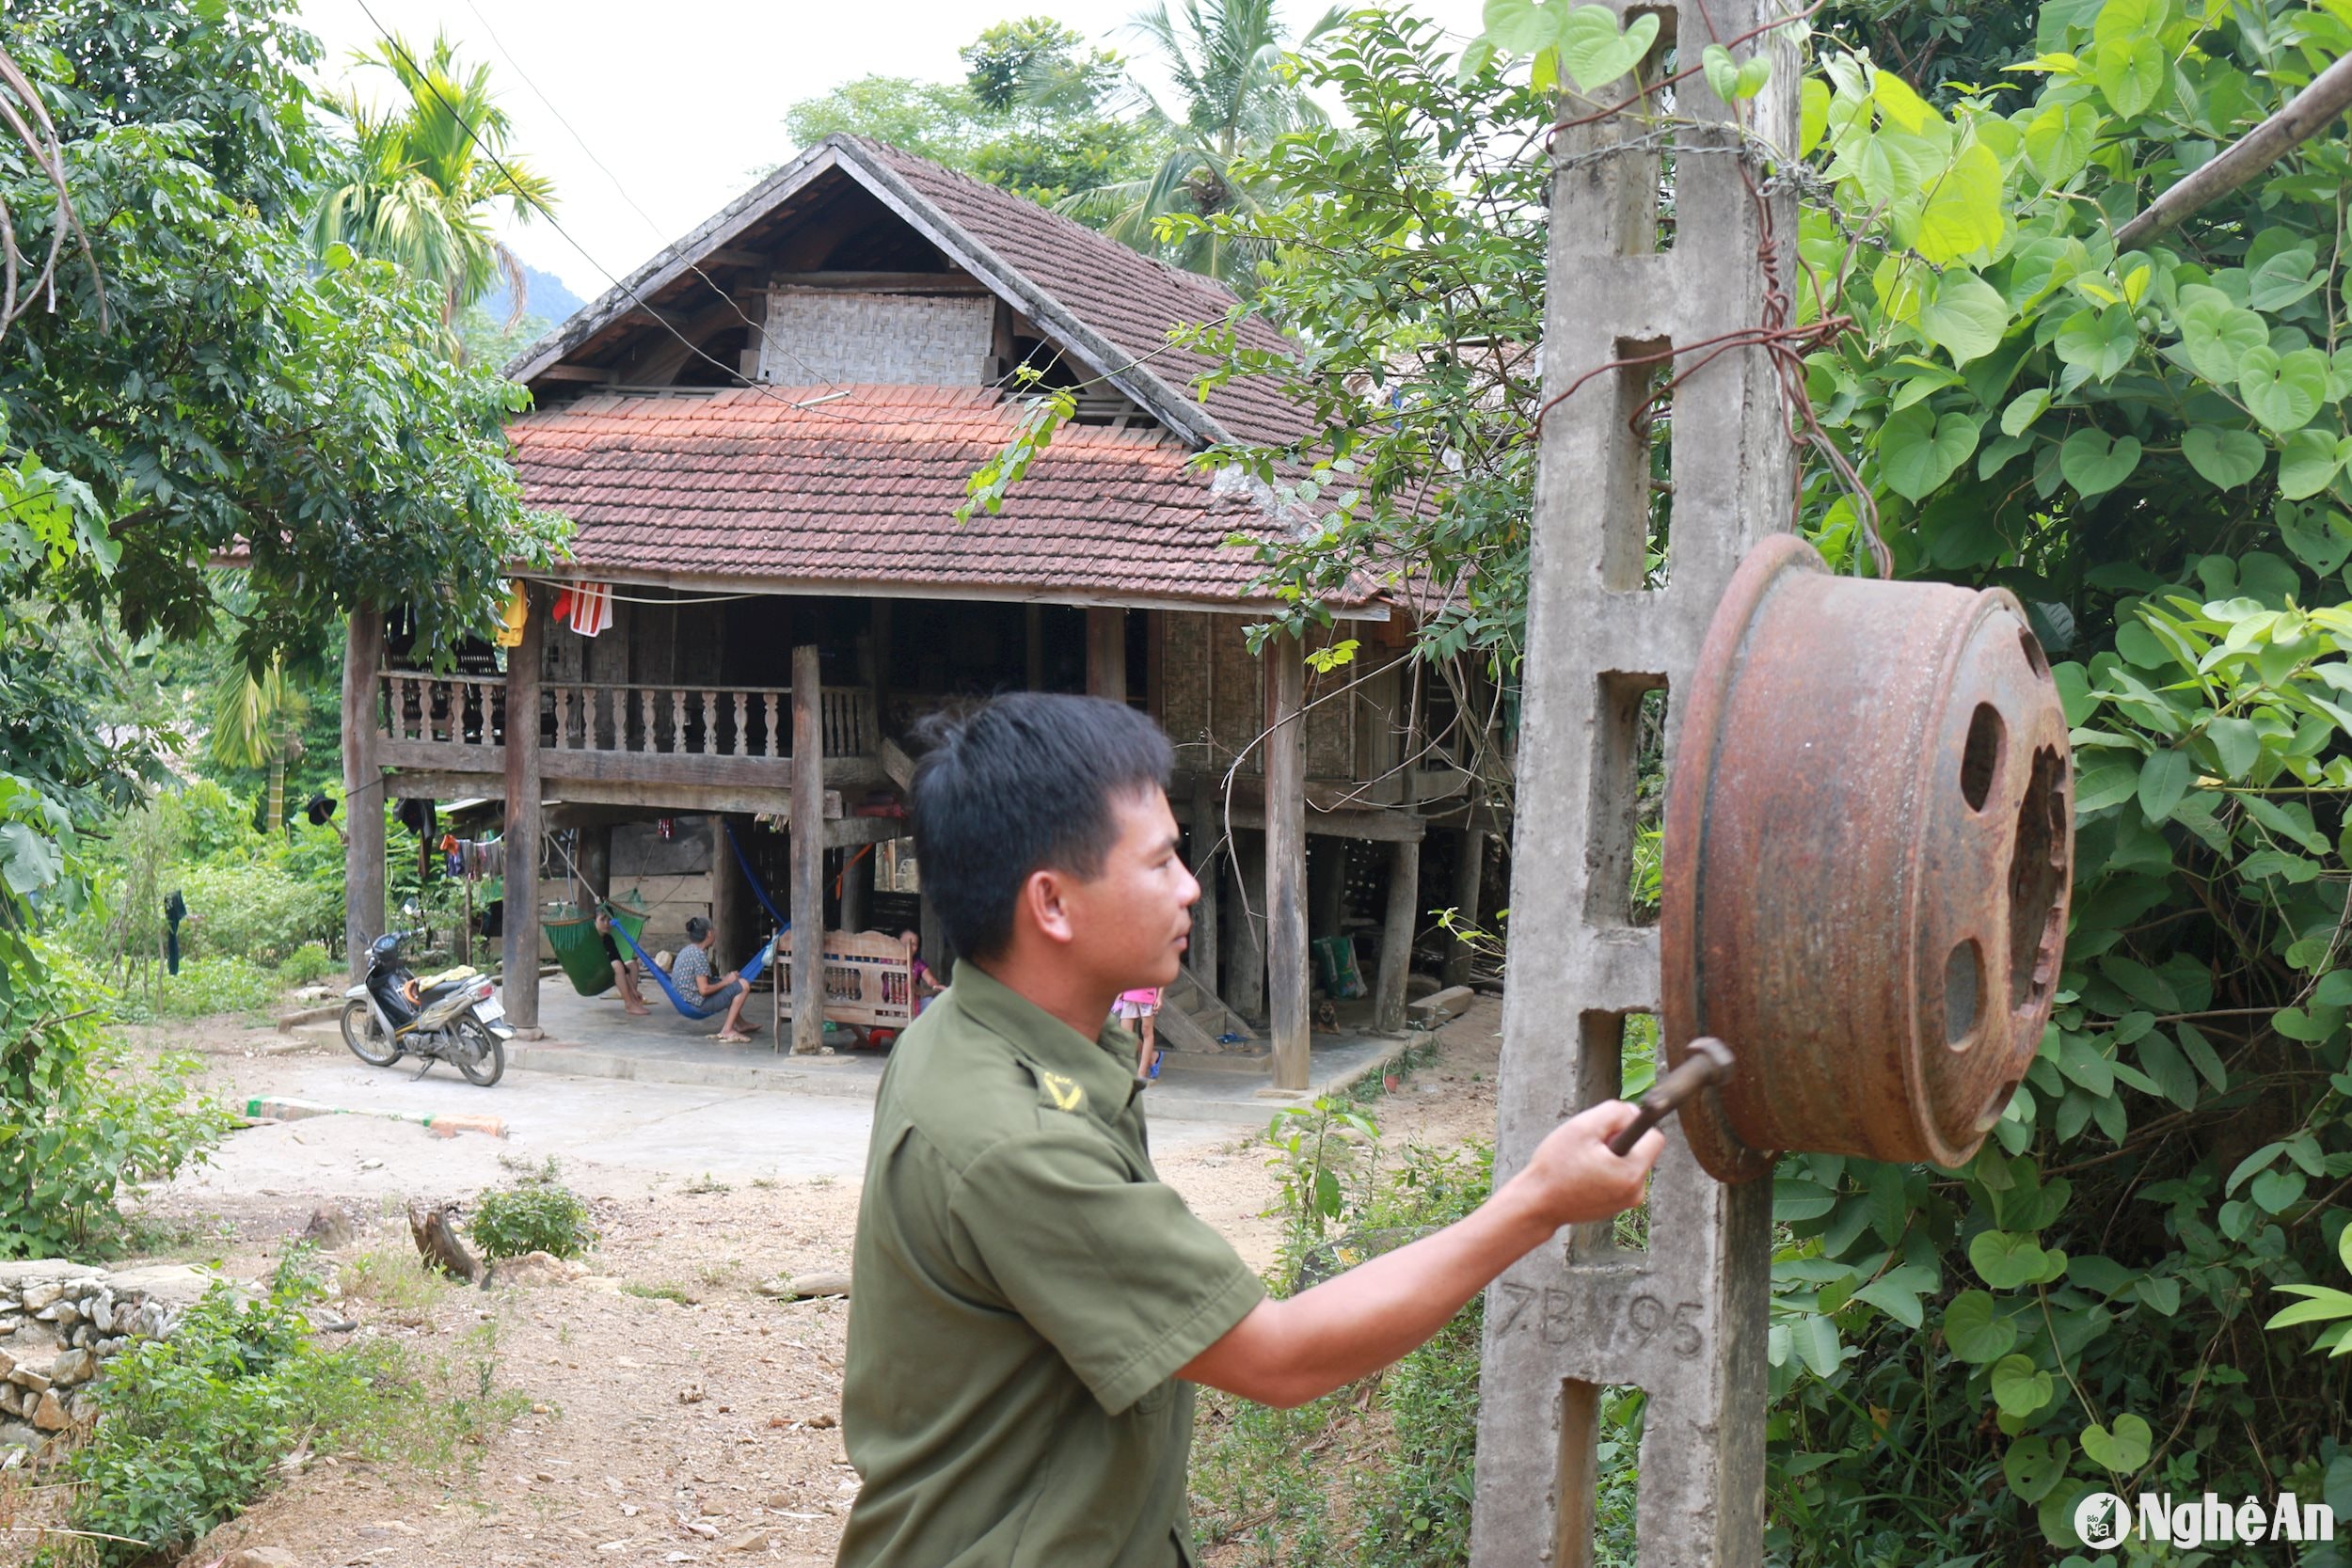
[545,896,650,997]
[612,918,779,1022]
[723,821,789,929]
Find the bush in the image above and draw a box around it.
[3,938,228,1259]
[44,1252,523,1567]
[470,1161,596,1260]
[107,955,286,1024]
[173,860,336,965]
[275,942,338,988]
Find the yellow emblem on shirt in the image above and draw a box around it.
[1039,1071,1085,1113]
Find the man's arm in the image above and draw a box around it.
[1178,1101,1660,1409]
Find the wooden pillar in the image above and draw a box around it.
[1086,607,1126,701]
[1443,825,1487,989]
[501,585,544,1031]
[341,605,386,980]
[1374,836,1422,1035]
[709,815,743,961]
[790,643,826,1054]
[1223,835,1265,1022]
[1266,641,1309,1089]
[1025,604,1045,690]
[1309,837,1347,939]
[868,600,891,738]
[1187,769,1219,995]
[840,846,870,932]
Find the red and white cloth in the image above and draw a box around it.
[550,581,614,637]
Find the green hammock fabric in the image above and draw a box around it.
[546,896,650,997]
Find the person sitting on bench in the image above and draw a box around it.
[672,917,758,1042]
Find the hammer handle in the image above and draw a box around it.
[1608,1041,1732,1157]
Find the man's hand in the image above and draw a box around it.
[1180,1098,1667,1410]
[724,970,741,984]
[1497,1100,1663,1233]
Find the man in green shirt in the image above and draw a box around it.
[837,694,1661,1568]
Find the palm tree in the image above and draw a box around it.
[1063,0,1344,284]
[310,33,556,345]
[208,659,309,842]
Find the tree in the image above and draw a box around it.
[1,1,566,673]
[1142,0,2352,1557]
[1063,0,1346,283]
[779,17,1165,210]
[311,31,559,338]
[207,660,307,842]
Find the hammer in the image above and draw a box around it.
[1607,1037,1736,1156]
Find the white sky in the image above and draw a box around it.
[293,0,1489,302]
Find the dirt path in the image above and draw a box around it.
[68,1000,1506,1568]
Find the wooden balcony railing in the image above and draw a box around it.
[375,672,877,761]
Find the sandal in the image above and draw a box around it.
[715,1030,753,1044]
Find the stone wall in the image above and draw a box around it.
[0,1260,209,1454]
[755,289,993,386]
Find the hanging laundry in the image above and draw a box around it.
[550,585,577,626]
[567,582,615,637]
[493,581,529,648]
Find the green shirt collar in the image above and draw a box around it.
[949,960,1142,1126]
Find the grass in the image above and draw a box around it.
[620,1281,697,1306]
[337,1245,457,1321]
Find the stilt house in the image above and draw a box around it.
[339,135,1493,1085]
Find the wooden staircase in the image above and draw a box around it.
[1154,966,1262,1057]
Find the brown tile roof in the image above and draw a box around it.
[847,139,1312,451]
[509,386,1352,608]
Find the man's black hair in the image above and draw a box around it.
[685,916,711,942]
[910,693,1174,962]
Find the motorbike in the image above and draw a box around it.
[340,929,511,1086]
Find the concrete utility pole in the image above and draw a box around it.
[1470,6,1795,1563]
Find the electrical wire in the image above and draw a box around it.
[450,0,839,392]
[346,0,850,417]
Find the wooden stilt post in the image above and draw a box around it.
[1266,641,1309,1090]
[709,814,744,963]
[1188,767,1220,995]
[1374,837,1422,1035]
[342,605,386,981]
[580,824,612,911]
[1087,608,1126,701]
[1025,603,1046,691]
[1224,834,1265,1022]
[501,586,544,1032]
[1444,825,1487,989]
[790,643,826,1054]
[840,847,868,932]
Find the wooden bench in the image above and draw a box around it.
[773,928,917,1032]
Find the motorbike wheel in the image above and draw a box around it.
[454,1017,506,1087]
[341,1000,402,1067]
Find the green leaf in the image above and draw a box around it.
[1991,1354,2057,1417]
[2204,715,2262,778]
[2002,387,2052,436]
[2135,1274,2183,1316]
[1881,405,1981,499]
[1701,43,1740,103]
[1915,142,2006,264]
[2176,287,2268,383]
[1916,270,2011,366]
[2238,345,2330,435]
[2059,428,2143,498]
[2182,425,2267,490]
[2136,746,2191,822]
[2079,1412,2152,1473]
[1556,6,1658,92]
[2091,34,2165,119]
[2251,1166,2308,1213]
[1789,1312,1842,1378]
[1944,1290,2019,1363]
[2054,304,2137,379]
[1481,0,1555,52]
[1970,1229,2051,1289]
[2005,1435,2069,1502]
[2023,100,2099,185]
[2280,428,2344,500]
[1800,76,1830,156]
[2277,498,2352,573]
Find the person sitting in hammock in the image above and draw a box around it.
[596,910,652,1017]
[671,917,759,1042]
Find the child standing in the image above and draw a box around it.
[1115,985,1162,1084]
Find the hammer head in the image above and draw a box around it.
[1686,1036,1735,1083]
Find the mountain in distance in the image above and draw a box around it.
[475,260,588,327]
